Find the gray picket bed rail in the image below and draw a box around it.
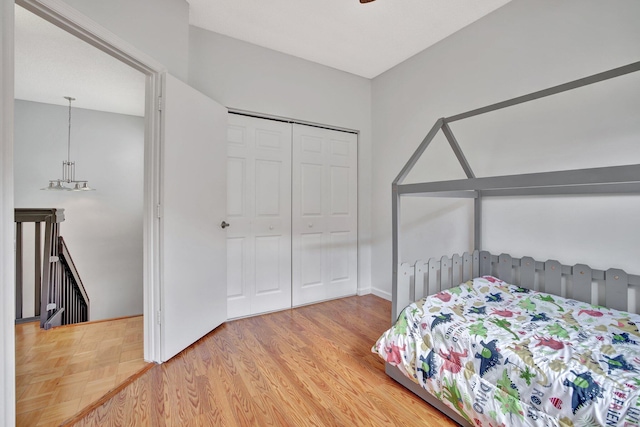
[394,250,640,321]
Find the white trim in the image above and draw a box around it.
[1,1,15,423]
[372,288,391,301]
[357,287,372,296]
[13,0,166,363]
[143,71,163,363]
[228,108,359,135]
[356,132,362,298]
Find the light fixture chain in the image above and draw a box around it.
[67,96,72,163]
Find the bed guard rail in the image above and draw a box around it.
[394,250,640,321]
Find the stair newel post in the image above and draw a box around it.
[15,221,23,319]
[40,218,53,328]
[34,221,41,316]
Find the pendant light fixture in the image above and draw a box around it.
[42,96,95,192]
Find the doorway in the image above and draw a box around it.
[14,4,146,323]
[13,0,165,366]
[5,1,230,424]
[14,0,230,367]
[13,3,148,424]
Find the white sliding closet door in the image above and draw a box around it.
[292,124,358,306]
[226,114,292,318]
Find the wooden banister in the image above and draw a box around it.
[14,208,89,328]
[56,236,90,325]
[15,209,64,326]
[14,208,65,224]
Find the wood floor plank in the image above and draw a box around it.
[226,321,306,426]
[278,310,402,422]
[15,316,149,426]
[72,296,457,426]
[249,318,331,407]
[239,318,326,424]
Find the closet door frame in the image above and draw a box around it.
[227,110,360,313]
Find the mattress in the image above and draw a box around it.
[373,276,640,427]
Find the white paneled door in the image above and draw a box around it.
[292,124,358,306]
[160,74,228,362]
[227,114,292,318]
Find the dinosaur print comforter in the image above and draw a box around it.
[372,276,640,427]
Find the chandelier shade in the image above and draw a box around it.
[42,96,95,192]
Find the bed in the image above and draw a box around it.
[374,61,640,427]
[374,262,640,426]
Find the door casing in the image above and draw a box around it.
[12,0,166,367]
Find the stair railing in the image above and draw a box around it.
[14,208,90,329]
[55,236,90,327]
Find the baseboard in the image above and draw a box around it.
[357,287,372,296]
[372,288,391,301]
[15,316,39,325]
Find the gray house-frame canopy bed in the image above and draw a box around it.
[373,61,640,427]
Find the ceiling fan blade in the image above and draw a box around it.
[360,0,376,3]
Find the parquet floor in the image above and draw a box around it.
[73,295,456,426]
[15,316,150,426]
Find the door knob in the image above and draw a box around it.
[221,221,230,229]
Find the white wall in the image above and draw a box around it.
[2,0,185,422]
[14,100,144,320]
[188,27,373,294]
[60,0,189,81]
[1,0,15,423]
[370,0,640,298]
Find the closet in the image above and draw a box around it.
[226,114,358,318]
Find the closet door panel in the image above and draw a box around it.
[252,120,292,314]
[330,166,350,214]
[227,115,292,318]
[227,121,254,319]
[255,235,282,293]
[329,231,350,281]
[292,124,358,306]
[255,160,281,215]
[227,237,247,299]
[301,163,323,216]
[299,232,325,302]
[327,132,357,301]
[227,158,246,216]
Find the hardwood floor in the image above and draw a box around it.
[72,296,456,426]
[15,316,151,427]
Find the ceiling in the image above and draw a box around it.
[187,0,512,79]
[15,0,512,116]
[14,6,146,116]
